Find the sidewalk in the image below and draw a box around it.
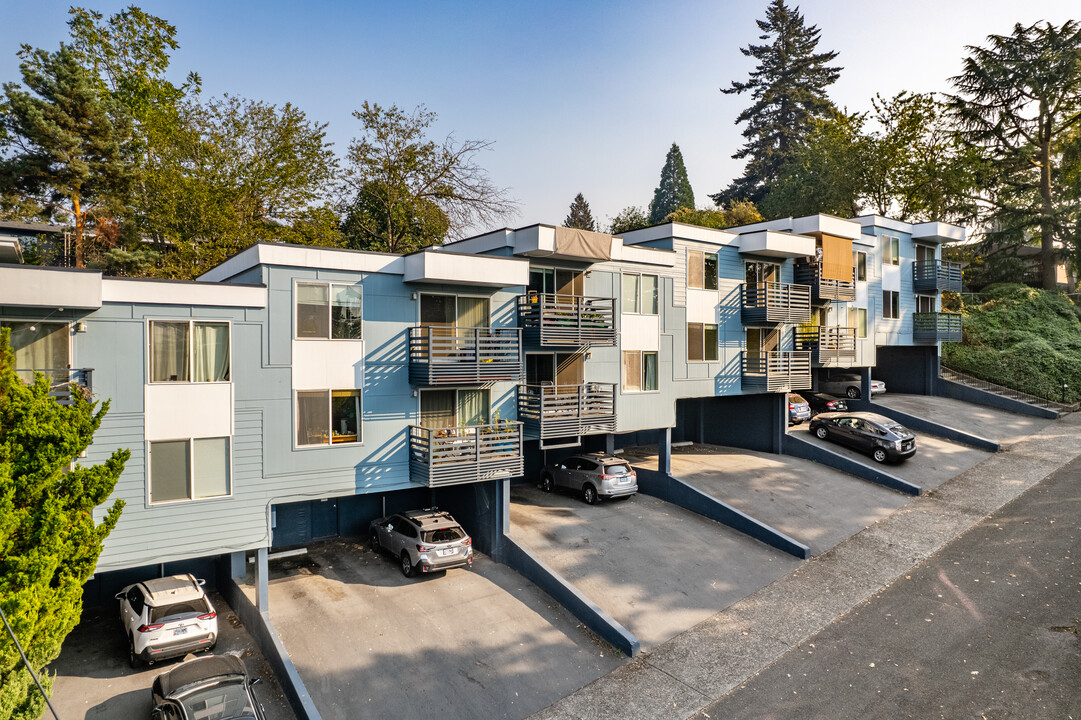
[529,412,1081,720]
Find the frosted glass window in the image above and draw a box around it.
[622,351,641,391]
[622,274,640,314]
[642,275,659,314]
[150,440,190,503]
[193,437,230,498]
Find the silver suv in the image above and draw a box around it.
[116,574,217,667]
[540,453,638,504]
[369,508,473,577]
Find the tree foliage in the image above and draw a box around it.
[949,20,1081,289]
[715,0,841,205]
[0,329,127,720]
[607,205,650,235]
[564,192,596,231]
[340,102,516,254]
[666,200,764,229]
[649,143,695,224]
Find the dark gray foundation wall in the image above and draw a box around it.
[668,394,787,454]
[874,345,939,395]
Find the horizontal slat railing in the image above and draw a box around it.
[740,282,813,324]
[408,422,524,487]
[14,367,93,404]
[517,294,617,347]
[913,312,963,343]
[913,261,963,293]
[793,327,857,366]
[408,326,522,385]
[518,383,617,439]
[741,350,812,392]
[794,260,856,302]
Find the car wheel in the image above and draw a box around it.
[400,552,415,578]
[583,484,598,505]
[369,532,380,554]
[540,474,553,493]
[128,637,140,669]
[815,425,829,440]
[846,386,860,399]
[872,448,889,463]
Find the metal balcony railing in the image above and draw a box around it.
[794,260,856,302]
[517,383,617,440]
[517,293,616,347]
[913,260,963,293]
[793,327,857,366]
[14,368,93,404]
[741,351,812,393]
[740,282,813,325]
[913,312,963,343]
[407,326,522,385]
[408,422,524,487]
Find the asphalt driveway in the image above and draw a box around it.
[262,538,623,720]
[509,483,802,649]
[872,393,1054,446]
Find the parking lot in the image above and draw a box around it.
[261,538,623,720]
[873,393,1055,446]
[49,590,294,720]
[508,483,801,649]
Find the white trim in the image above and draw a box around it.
[293,279,364,341]
[103,278,265,307]
[293,388,364,450]
[620,222,739,247]
[196,243,404,283]
[146,318,233,385]
[621,349,660,393]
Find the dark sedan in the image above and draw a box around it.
[151,654,265,720]
[808,411,916,463]
[806,392,847,416]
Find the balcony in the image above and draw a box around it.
[794,327,857,367]
[408,327,522,385]
[741,351,812,393]
[794,260,856,302]
[518,383,617,440]
[913,260,963,293]
[740,282,812,325]
[15,368,93,404]
[408,423,524,487]
[517,293,616,347]
[913,312,963,343]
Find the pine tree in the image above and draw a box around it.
[713,0,842,206]
[564,193,596,231]
[0,329,127,719]
[649,143,695,224]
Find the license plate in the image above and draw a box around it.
[173,627,187,636]
[438,548,456,557]
[620,477,632,484]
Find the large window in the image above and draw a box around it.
[420,294,490,328]
[296,282,363,339]
[882,236,900,266]
[149,320,229,383]
[916,295,936,313]
[883,290,900,319]
[0,321,68,374]
[621,273,658,314]
[149,437,230,504]
[687,322,719,362]
[419,389,490,429]
[622,350,659,392]
[848,307,868,338]
[688,250,718,290]
[297,390,362,446]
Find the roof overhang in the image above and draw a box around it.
[0,237,24,264]
[911,222,966,244]
[0,265,102,309]
[403,249,530,287]
[737,230,815,258]
[102,278,266,307]
[512,225,616,262]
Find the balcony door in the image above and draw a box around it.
[420,294,489,359]
[915,244,935,264]
[746,327,779,354]
[530,268,583,298]
[745,261,779,307]
[420,388,490,431]
[526,352,583,387]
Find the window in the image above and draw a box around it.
[621,273,659,314]
[688,250,718,290]
[855,252,867,281]
[848,307,868,338]
[420,294,490,328]
[621,350,659,392]
[529,268,582,296]
[916,295,936,313]
[296,282,363,339]
[0,322,68,374]
[882,236,900,266]
[419,389,490,430]
[297,390,362,446]
[687,323,718,362]
[149,437,230,503]
[883,291,900,319]
[149,320,229,383]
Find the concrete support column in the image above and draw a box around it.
[229,551,246,581]
[860,366,872,401]
[771,392,784,455]
[605,433,616,456]
[255,547,269,613]
[658,427,672,477]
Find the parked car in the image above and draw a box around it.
[116,574,217,667]
[806,392,848,416]
[787,394,811,425]
[369,508,473,577]
[819,372,886,399]
[809,411,916,463]
[151,654,265,720]
[540,453,638,504]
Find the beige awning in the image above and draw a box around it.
[821,234,854,282]
[553,227,612,261]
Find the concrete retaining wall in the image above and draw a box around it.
[781,432,921,496]
[935,378,1060,420]
[847,399,1001,452]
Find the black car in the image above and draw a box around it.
[806,393,848,416]
[808,411,916,463]
[151,654,265,720]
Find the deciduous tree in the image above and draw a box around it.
[607,205,650,234]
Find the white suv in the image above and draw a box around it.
[116,574,217,667]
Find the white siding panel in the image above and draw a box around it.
[882,264,900,292]
[686,288,718,324]
[292,340,364,390]
[621,314,659,351]
[145,383,232,440]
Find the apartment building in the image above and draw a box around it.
[0,213,963,598]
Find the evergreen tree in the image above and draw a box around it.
[0,329,127,719]
[564,193,596,231]
[714,0,841,206]
[649,143,695,224]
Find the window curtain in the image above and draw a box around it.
[297,283,330,338]
[622,274,639,313]
[643,352,659,391]
[420,390,456,430]
[623,351,641,391]
[688,251,704,288]
[456,296,490,328]
[297,391,330,445]
[642,275,658,314]
[3,322,68,382]
[458,389,490,427]
[192,323,229,382]
[150,321,190,382]
[193,437,229,498]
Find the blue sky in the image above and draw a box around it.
[2,0,1078,233]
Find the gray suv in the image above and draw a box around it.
[369,508,473,577]
[540,453,638,504]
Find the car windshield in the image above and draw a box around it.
[422,527,465,543]
[150,597,210,623]
[177,678,256,720]
[604,464,631,475]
